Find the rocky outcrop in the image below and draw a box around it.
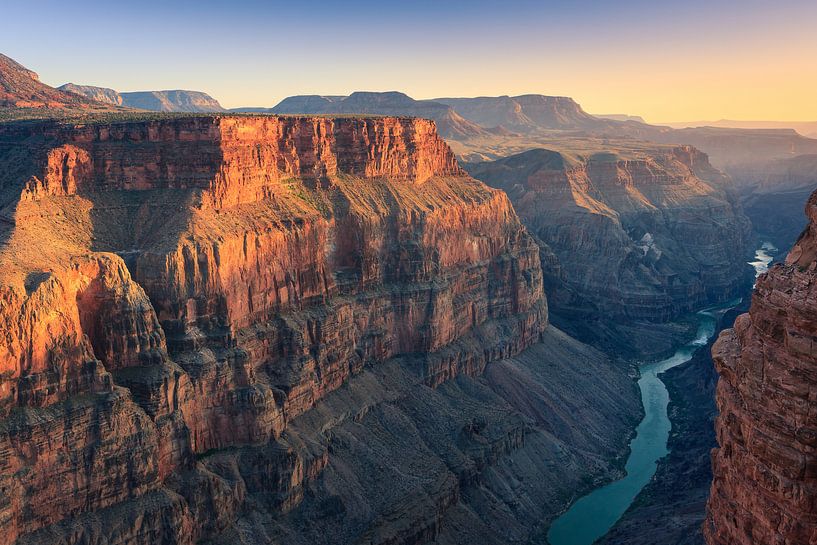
[466,146,752,325]
[0,114,637,545]
[705,190,817,545]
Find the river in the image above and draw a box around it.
[546,243,775,545]
[749,241,777,281]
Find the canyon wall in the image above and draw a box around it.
[0,115,638,544]
[705,189,817,545]
[466,147,751,327]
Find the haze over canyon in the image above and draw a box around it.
[1,3,816,543]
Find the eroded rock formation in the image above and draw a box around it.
[467,146,752,324]
[0,114,638,544]
[705,190,817,545]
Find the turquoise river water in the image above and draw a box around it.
[546,243,775,545]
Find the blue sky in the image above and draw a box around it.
[2,0,816,120]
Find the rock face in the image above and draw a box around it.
[58,85,225,112]
[705,190,817,545]
[466,146,752,324]
[0,114,639,544]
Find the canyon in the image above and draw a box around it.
[1,50,816,545]
[0,113,640,544]
[465,146,752,356]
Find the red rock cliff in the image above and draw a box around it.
[705,190,817,545]
[6,115,462,206]
[0,115,545,544]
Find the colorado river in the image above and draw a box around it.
[547,243,775,545]
[749,241,777,280]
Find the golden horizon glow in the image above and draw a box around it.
[4,0,817,123]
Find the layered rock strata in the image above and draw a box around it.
[705,190,817,545]
[0,114,632,545]
[466,146,752,324]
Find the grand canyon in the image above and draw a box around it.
[1,2,816,544]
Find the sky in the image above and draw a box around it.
[2,0,816,122]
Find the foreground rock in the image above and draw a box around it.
[705,190,817,545]
[0,114,638,544]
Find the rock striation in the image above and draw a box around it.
[0,114,639,545]
[705,189,817,545]
[466,146,752,325]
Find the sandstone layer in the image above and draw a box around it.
[0,114,638,544]
[705,190,817,545]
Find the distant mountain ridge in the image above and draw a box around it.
[596,114,647,123]
[662,118,817,137]
[260,90,817,173]
[58,83,225,112]
[260,91,487,139]
[433,95,647,133]
[0,54,106,110]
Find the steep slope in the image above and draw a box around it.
[0,114,638,544]
[269,92,487,139]
[59,84,225,112]
[705,190,817,545]
[466,146,751,342]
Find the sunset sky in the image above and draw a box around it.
[3,0,816,122]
